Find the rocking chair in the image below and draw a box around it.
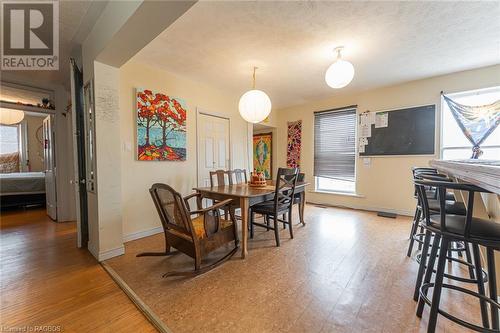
[137,183,239,277]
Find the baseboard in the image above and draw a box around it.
[123,226,163,243]
[98,245,125,261]
[307,201,413,217]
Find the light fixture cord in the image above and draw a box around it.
[252,66,257,89]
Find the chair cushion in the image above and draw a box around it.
[252,200,289,215]
[191,214,233,239]
[430,214,500,241]
[428,199,466,215]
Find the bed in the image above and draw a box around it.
[0,172,46,207]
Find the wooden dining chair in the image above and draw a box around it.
[209,169,232,186]
[232,169,248,184]
[249,167,299,246]
[137,183,239,277]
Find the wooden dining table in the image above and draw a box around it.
[193,181,309,258]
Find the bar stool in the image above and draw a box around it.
[407,167,461,257]
[411,173,479,302]
[414,178,500,332]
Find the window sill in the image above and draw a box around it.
[308,190,365,198]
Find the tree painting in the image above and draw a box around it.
[136,89,187,161]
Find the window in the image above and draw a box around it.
[0,124,20,154]
[314,107,357,193]
[441,87,500,160]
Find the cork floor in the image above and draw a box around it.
[106,205,482,333]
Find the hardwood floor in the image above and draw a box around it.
[0,208,156,333]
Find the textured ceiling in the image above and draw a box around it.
[134,1,500,109]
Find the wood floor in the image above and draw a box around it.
[0,208,156,333]
[106,205,481,333]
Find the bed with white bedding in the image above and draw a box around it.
[0,172,46,207]
[0,172,46,195]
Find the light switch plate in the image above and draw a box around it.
[363,157,371,167]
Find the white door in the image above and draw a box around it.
[43,115,57,220]
[197,113,230,187]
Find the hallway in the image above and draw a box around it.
[0,208,155,332]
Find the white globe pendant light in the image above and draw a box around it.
[0,108,25,125]
[238,67,272,123]
[325,46,355,89]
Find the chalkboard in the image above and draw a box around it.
[360,105,435,156]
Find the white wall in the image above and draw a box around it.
[276,64,500,215]
[119,60,249,239]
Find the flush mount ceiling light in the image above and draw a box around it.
[0,108,25,125]
[238,67,272,123]
[325,46,355,89]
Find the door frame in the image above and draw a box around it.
[196,108,232,187]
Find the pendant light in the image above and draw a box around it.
[0,108,25,125]
[325,46,355,89]
[238,67,272,123]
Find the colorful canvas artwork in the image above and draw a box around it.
[136,89,187,161]
[286,120,302,168]
[253,132,272,179]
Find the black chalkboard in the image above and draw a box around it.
[360,105,435,156]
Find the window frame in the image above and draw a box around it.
[313,107,357,194]
[440,86,500,160]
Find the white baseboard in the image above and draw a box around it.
[307,201,413,217]
[98,245,125,261]
[123,226,163,243]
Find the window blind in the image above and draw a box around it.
[314,107,356,181]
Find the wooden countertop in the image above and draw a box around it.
[430,159,500,194]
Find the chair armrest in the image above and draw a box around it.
[184,193,200,201]
[184,192,202,211]
[189,199,233,215]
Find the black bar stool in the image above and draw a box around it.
[414,178,500,333]
[407,167,460,257]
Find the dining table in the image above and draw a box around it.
[193,181,309,258]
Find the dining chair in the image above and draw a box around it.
[249,167,299,246]
[209,169,232,186]
[232,169,248,184]
[137,183,239,277]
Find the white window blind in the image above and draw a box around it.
[314,107,356,182]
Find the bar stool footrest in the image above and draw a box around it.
[419,282,500,333]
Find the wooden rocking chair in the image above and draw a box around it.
[137,183,239,277]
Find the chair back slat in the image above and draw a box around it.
[274,167,299,211]
[149,183,193,238]
[210,170,232,186]
[232,169,247,184]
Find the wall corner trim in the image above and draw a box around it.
[98,245,125,261]
[123,226,163,243]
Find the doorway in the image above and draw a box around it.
[197,112,231,187]
[0,83,58,218]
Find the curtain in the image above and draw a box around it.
[442,94,500,158]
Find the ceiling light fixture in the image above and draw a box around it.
[0,108,25,125]
[325,46,355,89]
[238,67,272,123]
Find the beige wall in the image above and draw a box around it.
[119,61,250,238]
[276,65,500,215]
[24,115,44,172]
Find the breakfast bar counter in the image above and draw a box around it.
[430,159,500,195]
